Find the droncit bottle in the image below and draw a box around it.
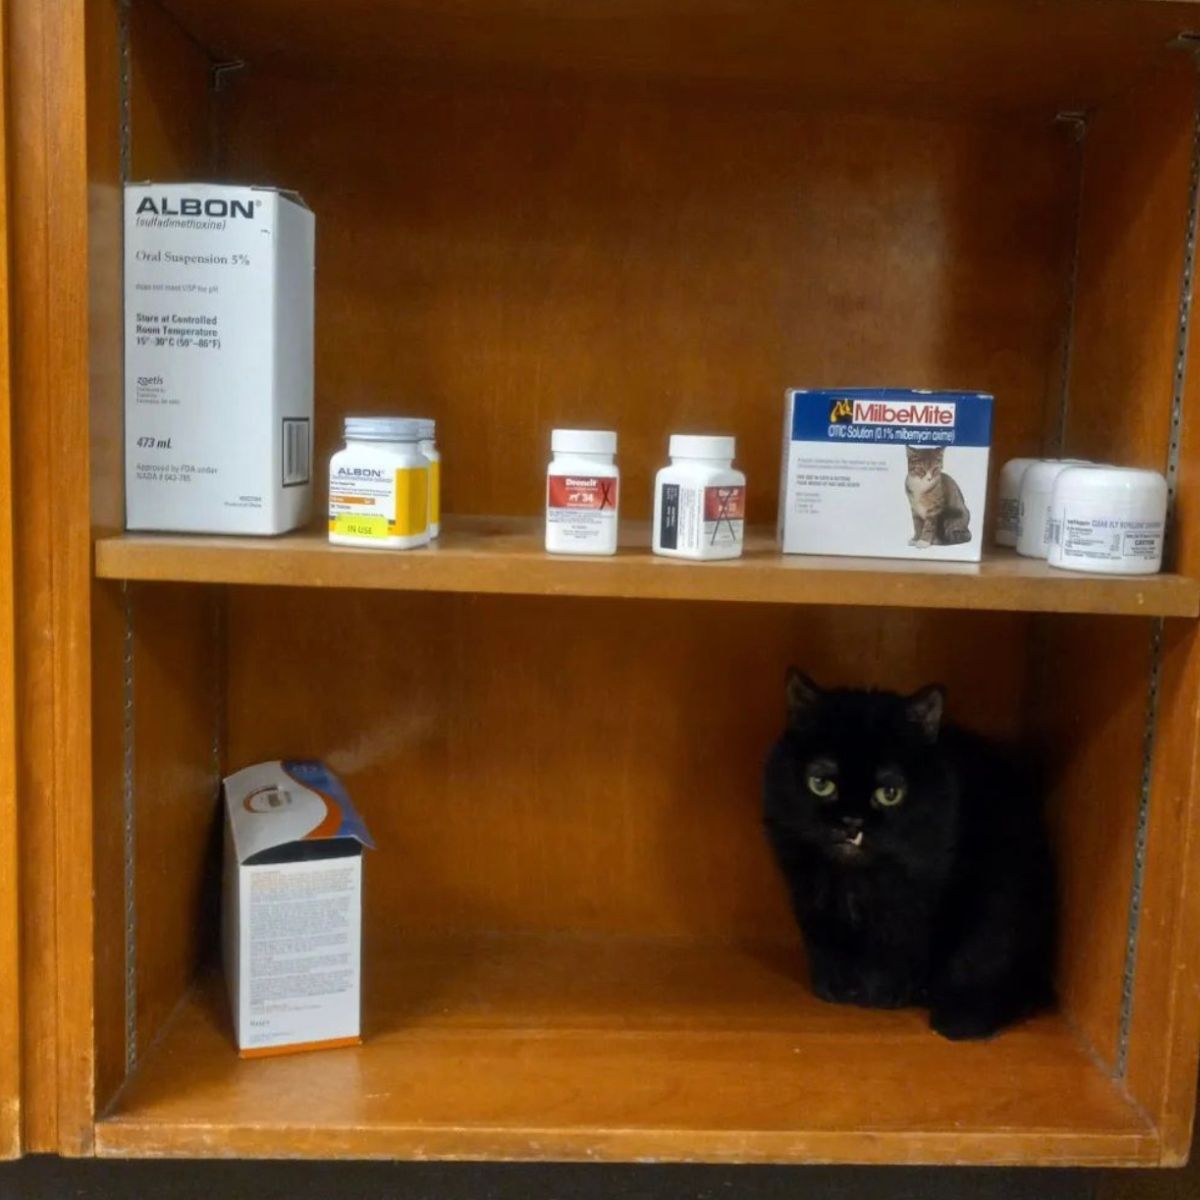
[545,429,619,555]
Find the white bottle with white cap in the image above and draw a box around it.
[1047,466,1168,575]
[1017,459,1092,559]
[652,434,746,561]
[994,457,1040,547]
[545,429,620,555]
[328,417,430,550]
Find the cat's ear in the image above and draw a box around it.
[786,668,822,728]
[905,684,945,742]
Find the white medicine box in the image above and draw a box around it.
[777,388,994,562]
[223,760,373,1058]
[124,182,315,534]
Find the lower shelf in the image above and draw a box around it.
[98,935,1156,1164]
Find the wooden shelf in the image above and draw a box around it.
[95,516,1200,616]
[96,935,1155,1164]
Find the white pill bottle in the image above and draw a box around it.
[994,457,1039,547]
[328,416,430,550]
[1017,459,1091,559]
[652,434,746,561]
[545,429,620,555]
[1047,466,1168,575]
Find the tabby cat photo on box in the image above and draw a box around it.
[763,670,1055,1040]
[905,445,971,548]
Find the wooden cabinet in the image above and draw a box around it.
[11,0,1200,1166]
[0,0,19,1161]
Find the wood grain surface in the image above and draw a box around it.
[1045,57,1200,1140]
[223,589,1026,944]
[96,937,1154,1164]
[95,519,1200,616]
[217,71,1073,526]
[160,0,1192,117]
[0,1,21,1160]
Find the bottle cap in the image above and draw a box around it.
[416,418,436,441]
[669,434,736,460]
[551,429,617,455]
[344,416,420,442]
[1053,465,1167,501]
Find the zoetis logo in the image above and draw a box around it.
[851,399,955,427]
[135,196,256,219]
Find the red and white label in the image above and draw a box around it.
[547,475,619,511]
[704,485,745,522]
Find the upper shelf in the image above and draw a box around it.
[157,0,1200,116]
[94,516,1200,616]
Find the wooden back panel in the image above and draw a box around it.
[220,73,1074,521]
[227,590,1031,944]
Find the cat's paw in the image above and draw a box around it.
[810,964,864,1005]
[811,961,917,1009]
[913,539,932,550]
[860,972,918,1009]
[930,999,1004,1041]
[907,537,921,547]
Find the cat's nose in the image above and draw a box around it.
[840,816,864,832]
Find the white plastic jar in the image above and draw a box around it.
[1047,466,1168,575]
[328,416,430,550]
[1017,459,1092,559]
[545,429,619,555]
[652,434,746,560]
[994,457,1039,547]
[417,418,441,539]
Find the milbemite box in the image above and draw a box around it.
[223,760,373,1058]
[125,182,314,534]
[777,388,994,562]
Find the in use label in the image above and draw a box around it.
[331,513,388,540]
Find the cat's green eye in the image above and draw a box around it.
[873,784,906,808]
[807,776,837,799]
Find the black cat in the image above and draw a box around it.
[763,671,1055,1040]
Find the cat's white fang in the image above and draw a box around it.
[849,831,864,847]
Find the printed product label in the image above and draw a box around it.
[429,458,441,526]
[243,858,361,1050]
[704,485,746,546]
[996,496,1019,535]
[659,483,745,552]
[659,483,681,550]
[329,465,428,541]
[1056,508,1164,564]
[546,473,618,546]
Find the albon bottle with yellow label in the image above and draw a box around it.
[328,417,430,549]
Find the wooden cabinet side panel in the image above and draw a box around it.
[1124,68,1200,1163]
[1038,56,1196,1097]
[0,0,21,1162]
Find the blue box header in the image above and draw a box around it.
[788,388,993,448]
